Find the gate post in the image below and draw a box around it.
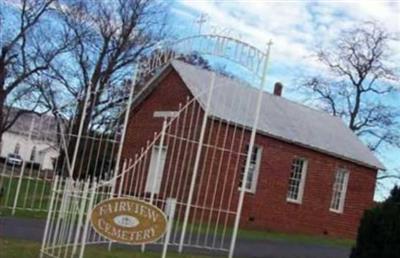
[40,175,59,258]
[70,85,91,178]
[141,118,168,253]
[179,72,217,252]
[149,119,168,204]
[72,179,90,256]
[110,65,138,196]
[79,180,97,258]
[228,41,272,258]
[162,198,177,258]
[11,160,26,215]
[107,65,137,252]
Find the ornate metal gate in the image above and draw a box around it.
[40,32,272,258]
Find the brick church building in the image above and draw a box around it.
[122,60,384,239]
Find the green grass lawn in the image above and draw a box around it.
[0,238,219,258]
[0,176,51,219]
[236,228,354,247]
[175,221,354,248]
[0,175,354,248]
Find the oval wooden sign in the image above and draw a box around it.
[90,197,167,245]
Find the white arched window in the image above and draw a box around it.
[14,143,21,155]
[30,146,37,161]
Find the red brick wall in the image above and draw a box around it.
[123,68,193,158]
[122,68,377,239]
[241,134,377,239]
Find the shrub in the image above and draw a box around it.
[350,186,400,258]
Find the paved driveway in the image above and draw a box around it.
[0,217,350,258]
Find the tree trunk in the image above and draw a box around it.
[0,55,6,142]
[56,90,92,179]
[0,89,5,144]
[0,60,6,198]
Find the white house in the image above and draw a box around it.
[0,111,60,171]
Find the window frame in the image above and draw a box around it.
[239,144,263,194]
[286,157,308,204]
[145,145,168,194]
[14,143,21,155]
[329,168,350,214]
[30,146,37,161]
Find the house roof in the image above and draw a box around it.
[136,60,384,170]
[3,108,58,142]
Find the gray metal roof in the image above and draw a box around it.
[171,60,384,170]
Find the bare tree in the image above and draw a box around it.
[40,0,167,178]
[52,0,166,126]
[0,0,72,140]
[300,22,400,180]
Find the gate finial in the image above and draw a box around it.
[196,13,208,34]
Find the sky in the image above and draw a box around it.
[167,0,400,200]
[1,0,399,200]
[170,0,400,86]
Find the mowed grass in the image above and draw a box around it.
[0,176,51,219]
[0,238,219,258]
[236,228,354,247]
[176,222,354,248]
[0,175,354,248]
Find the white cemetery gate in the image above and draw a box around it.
[39,34,272,258]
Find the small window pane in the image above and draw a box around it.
[145,145,167,194]
[330,169,349,213]
[30,146,37,161]
[287,158,307,203]
[14,143,21,155]
[239,145,261,193]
